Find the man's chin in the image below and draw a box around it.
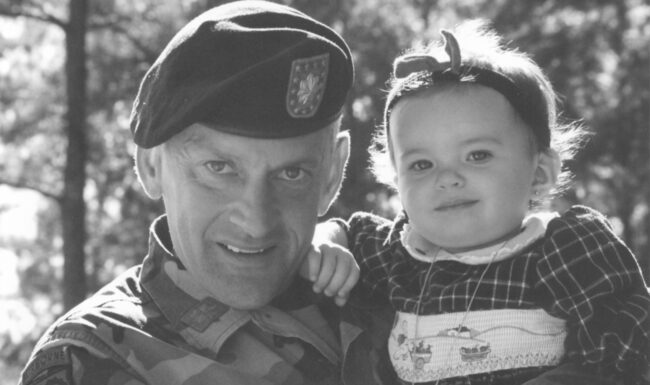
[223,293,278,310]
[212,280,286,310]
[203,262,299,309]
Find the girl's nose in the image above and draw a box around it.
[435,168,465,190]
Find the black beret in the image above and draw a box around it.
[129,0,354,148]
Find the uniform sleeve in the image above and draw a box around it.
[20,345,147,385]
[342,212,396,303]
[534,206,650,380]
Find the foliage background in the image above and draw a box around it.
[0,0,648,382]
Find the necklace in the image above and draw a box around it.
[411,239,510,385]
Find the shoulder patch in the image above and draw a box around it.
[22,346,72,385]
[31,369,70,385]
[286,53,329,118]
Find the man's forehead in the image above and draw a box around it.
[169,123,331,161]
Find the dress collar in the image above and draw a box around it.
[399,211,559,265]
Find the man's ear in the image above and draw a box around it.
[318,131,350,216]
[532,149,561,196]
[134,146,163,199]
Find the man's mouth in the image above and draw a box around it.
[220,243,271,255]
[435,199,478,211]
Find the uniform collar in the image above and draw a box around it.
[139,215,341,360]
[139,215,231,332]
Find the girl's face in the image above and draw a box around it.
[389,85,541,253]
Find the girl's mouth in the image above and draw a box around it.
[435,199,478,211]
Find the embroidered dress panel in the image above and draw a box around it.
[389,309,566,382]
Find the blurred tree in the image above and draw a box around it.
[0,0,89,310]
[62,0,88,311]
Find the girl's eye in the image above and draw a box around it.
[204,160,234,174]
[467,151,492,162]
[409,160,433,171]
[279,167,306,181]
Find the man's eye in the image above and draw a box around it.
[467,151,492,162]
[409,160,433,171]
[204,160,233,174]
[278,167,306,181]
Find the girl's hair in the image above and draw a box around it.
[370,20,589,197]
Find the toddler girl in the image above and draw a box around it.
[307,21,649,385]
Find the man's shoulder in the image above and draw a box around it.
[21,265,155,385]
[20,344,146,385]
[65,264,149,327]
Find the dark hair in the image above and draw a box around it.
[371,20,589,197]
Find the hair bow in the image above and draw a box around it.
[393,29,461,79]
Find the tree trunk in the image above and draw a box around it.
[61,0,88,311]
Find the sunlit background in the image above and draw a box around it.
[1,0,649,383]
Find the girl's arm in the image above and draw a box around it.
[300,220,358,306]
[535,206,650,382]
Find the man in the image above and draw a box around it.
[19,1,394,384]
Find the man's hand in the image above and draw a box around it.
[300,243,359,306]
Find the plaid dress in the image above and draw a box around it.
[340,205,650,383]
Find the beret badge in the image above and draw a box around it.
[286,53,330,119]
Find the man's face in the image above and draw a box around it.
[144,122,345,309]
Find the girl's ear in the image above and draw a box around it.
[532,149,561,196]
[135,146,163,200]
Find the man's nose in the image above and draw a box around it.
[435,167,465,190]
[229,181,277,238]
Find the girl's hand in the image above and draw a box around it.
[300,243,359,306]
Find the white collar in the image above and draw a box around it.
[400,212,559,265]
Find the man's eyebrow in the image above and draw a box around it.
[174,132,212,159]
[181,131,208,149]
[278,156,321,170]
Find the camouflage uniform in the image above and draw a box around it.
[20,216,395,385]
[21,2,397,383]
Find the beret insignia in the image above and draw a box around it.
[287,53,329,119]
